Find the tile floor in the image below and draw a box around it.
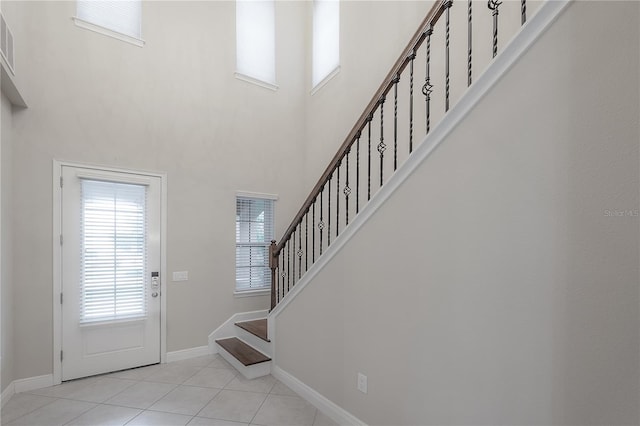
[1,355,338,426]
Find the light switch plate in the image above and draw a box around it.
[172,271,188,281]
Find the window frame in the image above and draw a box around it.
[234,191,278,297]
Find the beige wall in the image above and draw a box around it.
[2,0,442,384]
[1,0,24,397]
[275,1,640,424]
[8,0,307,381]
[1,93,14,393]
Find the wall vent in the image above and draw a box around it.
[1,13,15,75]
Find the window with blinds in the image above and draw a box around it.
[80,179,147,323]
[236,196,275,292]
[76,0,142,43]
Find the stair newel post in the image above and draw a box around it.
[269,240,278,310]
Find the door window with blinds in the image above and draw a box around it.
[236,195,275,293]
[80,179,147,322]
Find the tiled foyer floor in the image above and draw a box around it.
[1,355,338,426]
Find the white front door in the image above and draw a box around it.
[61,165,162,381]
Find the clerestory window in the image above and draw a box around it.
[74,1,144,47]
[312,0,340,92]
[235,0,277,90]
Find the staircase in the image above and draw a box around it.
[214,318,272,379]
[218,0,560,383]
[267,0,538,312]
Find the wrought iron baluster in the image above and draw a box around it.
[344,148,351,226]
[287,240,290,292]
[336,161,340,238]
[291,230,295,285]
[312,199,316,263]
[422,25,434,134]
[445,1,453,112]
[468,0,472,86]
[409,52,415,153]
[521,0,526,25]
[319,187,324,256]
[393,75,399,170]
[297,223,302,279]
[328,175,332,247]
[377,96,386,187]
[367,114,372,201]
[280,247,285,300]
[305,212,308,271]
[488,0,502,58]
[356,132,361,213]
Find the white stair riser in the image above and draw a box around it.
[235,326,272,357]
[216,341,271,380]
[208,310,268,353]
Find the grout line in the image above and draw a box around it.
[247,391,269,426]
[122,408,145,426]
[0,395,59,425]
[59,399,99,426]
[191,387,225,419]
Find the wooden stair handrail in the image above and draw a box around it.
[274,0,448,257]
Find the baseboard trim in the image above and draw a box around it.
[166,346,211,363]
[271,366,366,426]
[1,381,15,408]
[13,374,54,394]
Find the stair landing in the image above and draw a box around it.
[235,318,269,342]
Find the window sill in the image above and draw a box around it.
[235,72,279,91]
[234,289,270,298]
[73,17,145,47]
[311,66,341,96]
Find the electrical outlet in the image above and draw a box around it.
[357,373,367,394]
[172,271,188,281]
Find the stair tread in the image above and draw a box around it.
[216,338,271,366]
[235,319,270,342]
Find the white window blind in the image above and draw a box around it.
[236,196,274,292]
[312,0,340,88]
[80,179,147,323]
[76,0,142,41]
[236,0,276,86]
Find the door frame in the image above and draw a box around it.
[52,160,168,385]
